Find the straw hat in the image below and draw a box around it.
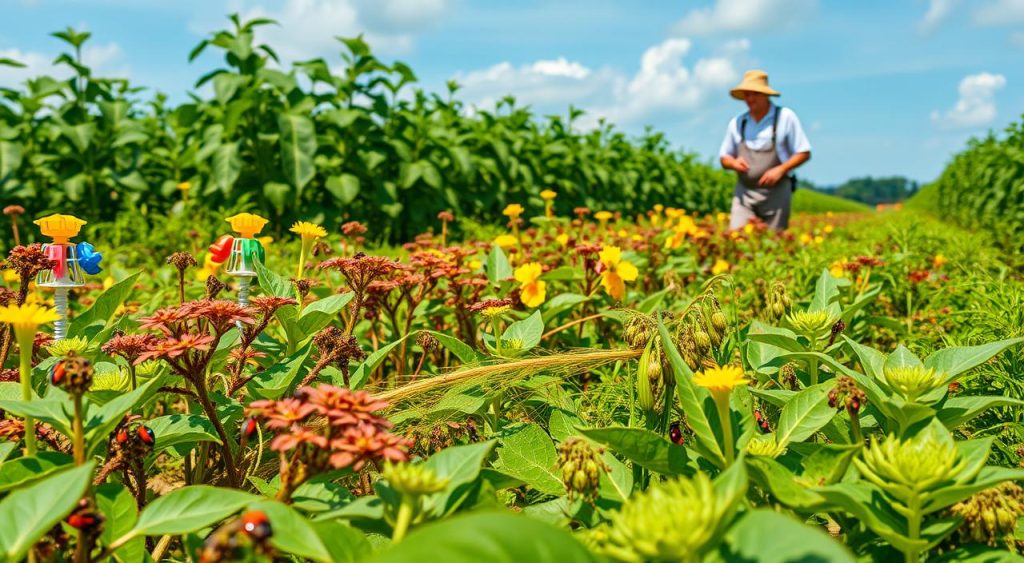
[730,70,780,100]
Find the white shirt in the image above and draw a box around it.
[719,104,812,164]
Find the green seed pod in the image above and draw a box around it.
[693,330,712,355]
[710,311,727,333]
[573,470,589,491]
[636,341,656,412]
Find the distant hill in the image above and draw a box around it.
[806,176,919,206]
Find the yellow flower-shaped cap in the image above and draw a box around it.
[34,214,87,243]
[226,213,269,238]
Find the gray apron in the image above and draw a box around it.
[729,107,792,230]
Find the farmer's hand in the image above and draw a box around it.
[758,165,786,187]
[728,156,750,173]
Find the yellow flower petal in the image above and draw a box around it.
[520,280,547,308]
[600,272,625,301]
[598,245,622,268]
[616,260,639,282]
[514,262,543,284]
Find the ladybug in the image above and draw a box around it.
[66,512,102,531]
[241,417,258,439]
[240,511,272,540]
[137,426,156,446]
[669,421,685,445]
[50,361,67,386]
[115,428,129,445]
[754,410,771,433]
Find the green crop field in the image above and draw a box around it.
[0,11,1023,563]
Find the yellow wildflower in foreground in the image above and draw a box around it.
[594,211,613,222]
[493,234,518,249]
[933,254,947,268]
[290,221,327,240]
[598,246,638,301]
[711,259,730,275]
[0,303,60,331]
[176,181,191,192]
[502,203,524,219]
[540,189,557,201]
[514,262,547,308]
[693,365,749,400]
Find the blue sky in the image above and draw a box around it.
[1,0,1022,186]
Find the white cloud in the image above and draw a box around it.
[930,72,1006,128]
[973,0,1024,25]
[454,37,748,128]
[672,0,816,35]
[919,0,954,33]
[0,42,127,87]
[189,0,449,63]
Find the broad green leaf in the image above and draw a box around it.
[0,451,73,492]
[658,319,725,467]
[938,396,1024,429]
[423,440,498,517]
[775,383,836,446]
[370,512,593,563]
[501,310,544,354]
[0,397,73,437]
[250,500,331,562]
[808,268,841,316]
[885,345,924,371]
[924,338,1024,379]
[351,334,410,389]
[128,486,258,537]
[313,520,372,563]
[145,413,222,452]
[494,423,563,497]
[0,462,94,562]
[255,259,294,299]
[279,113,317,193]
[579,426,691,476]
[68,272,142,340]
[326,174,361,204]
[252,342,314,399]
[297,293,354,336]
[798,443,861,485]
[485,245,512,285]
[420,330,482,363]
[723,509,854,562]
[84,376,166,456]
[745,456,827,511]
[96,483,145,563]
[211,142,242,194]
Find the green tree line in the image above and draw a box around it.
[0,16,732,243]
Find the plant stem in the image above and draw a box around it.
[905,495,922,563]
[849,409,863,445]
[72,394,85,465]
[714,395,734,466]
[193,381,239,487]
[391,496,416,543]
[808,357,819,387]
[491,316,502,357]
[150,535,172,561]
[17,330,36,455]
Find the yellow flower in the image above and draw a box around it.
[664,216,698,250]
[716,212,728,223]
[103,276,115,290]
[933,254,947,268]
[290,221,327,240]
[34,214,87,242]
[711,259,730,275]
[0,303,60,332]
[665,208,684,219]
[617,229,628,238]
[493,234,518,249]
[826,211,834,218]
[823,224,834,234]
[830,260,847,279]
[503,204,525,219]
[258,236,273,248]
[598,246,639,301]
[743,223,755,235]
[814,235,824,245]
[556,233,570,247]
[653,204,664,213]
[540,190,557,201]
[632,234,643,241]
[594,211,613,223]
[799,233,813,245]
[693,365,749,401]
[469,259,482,270]
[177,181,191,192]
[514,262,547,308]
[226,213,269,238]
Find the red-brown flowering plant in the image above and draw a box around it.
[246,384,409,502]
[228,295,298,395]
[101,332,156,389]
[301,326,366,386]
[320,253,400,334]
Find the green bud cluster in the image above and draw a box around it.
[745,435,786,458]
[950,483,1024,549]
[46,336,89,357]
[557,437,608,503]
[383,462,449,496]
[881,366,945,403]
[764,282,792,322]
[785,310,837,341]
[855,431,981,509]
[591,474,727,562]
[673,295,729,372]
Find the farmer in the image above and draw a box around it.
[719,70,811,230]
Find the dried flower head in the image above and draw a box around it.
[102,333,157,364]
[341,221,368,236]
[6,244,55,283]
[3,205,25,217]
[165,252,198,272]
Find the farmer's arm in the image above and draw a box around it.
[718,118,749,173]
[759,109,812,186]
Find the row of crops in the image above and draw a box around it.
[0,17,731,243]
[926,112,1024,247]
